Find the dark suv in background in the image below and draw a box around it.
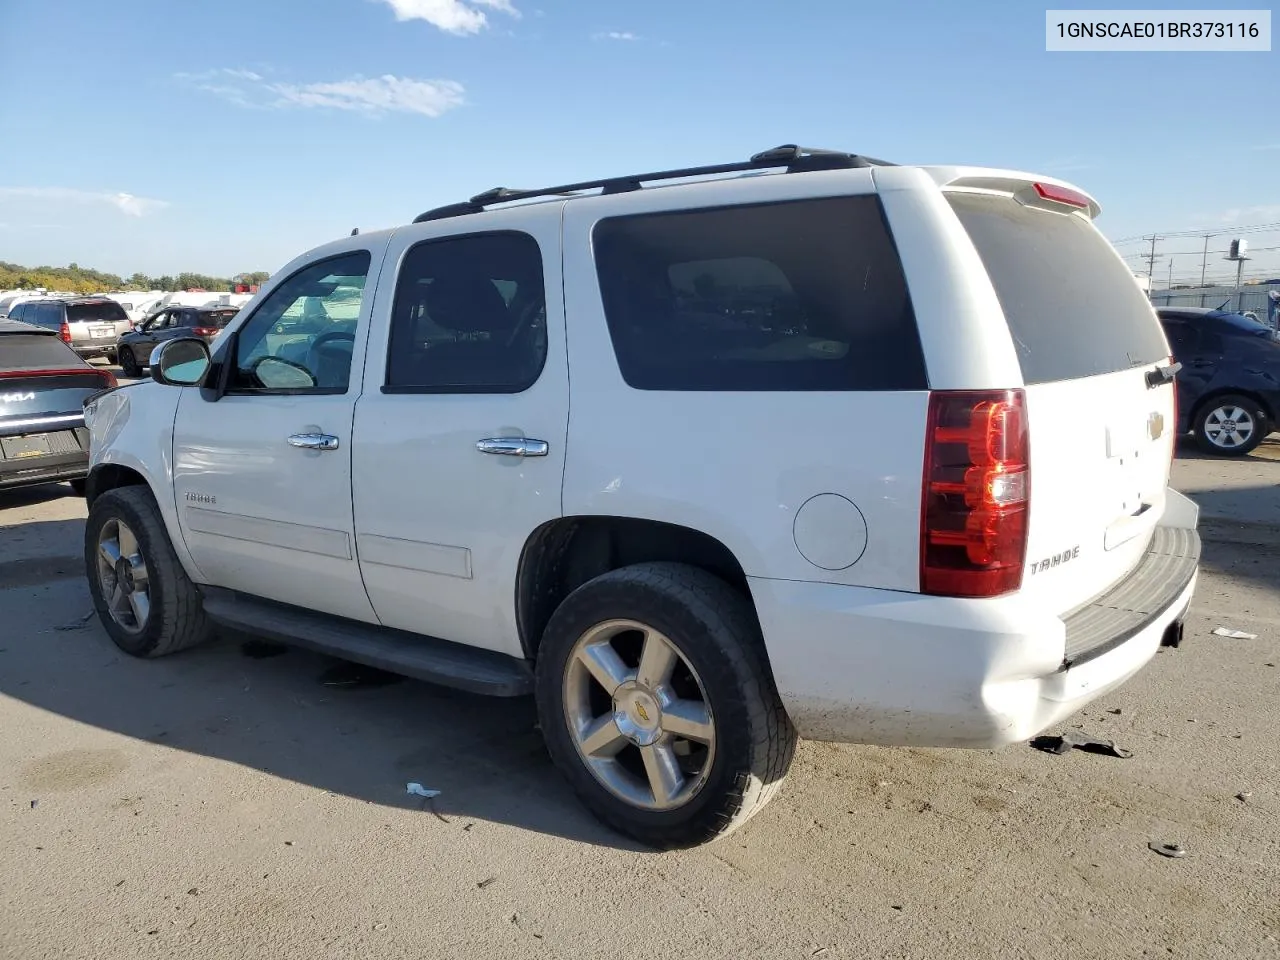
[1158,306,1280,456]
[8,297,132,364]
[116,305,240,377]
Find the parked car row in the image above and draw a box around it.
[117,305,240,376]
[5,297,133,364]
[1157,306,1280,456]
[0,318,116,493]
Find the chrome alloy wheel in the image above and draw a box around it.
[96,518,151,634]
[1203,403,1257,450]
[563,619,716,811]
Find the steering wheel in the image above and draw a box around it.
[305,331,356,384]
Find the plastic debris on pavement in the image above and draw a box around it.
[1030,732,1132,758]
[406,782,441,799]
[1212,627,1258,639]
[1148,841,1187,859]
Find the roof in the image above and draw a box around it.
[0,318,56,336]
[21,295,118,305]
[412,144,896,223]
[1156,307,1228,319]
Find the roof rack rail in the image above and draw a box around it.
[412,144,895,223]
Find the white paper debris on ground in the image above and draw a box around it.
[1212,627,1259,640]
[406,782,440,799]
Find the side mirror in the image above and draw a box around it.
[151,337,211,387]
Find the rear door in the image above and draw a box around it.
[351,209,569,657]
[944,190,1176,613]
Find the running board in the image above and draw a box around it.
[200,587,533,697]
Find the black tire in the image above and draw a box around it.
[1193,393,1268,457]
[85,486,212,658]
[118,347,140,378]
[69,478,87,497]
[535,562,796,849]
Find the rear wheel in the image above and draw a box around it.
[85,486,212,658]
[535,562,796,849]
[1194,394,1268,456]
[118,347,140,378]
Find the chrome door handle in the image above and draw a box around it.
[287,433,340,451]
[476,437,549,458]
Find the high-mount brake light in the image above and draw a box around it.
[1032,182,1090,209]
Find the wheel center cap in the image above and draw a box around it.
[115,558,134,592]
[1223,420,1237,431]
[613,683,662,746]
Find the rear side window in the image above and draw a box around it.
[66,301,128,324]
[593,197,925,391]
[946,193,1168,384]
[0,334,80,371]
[385,231,547,393]
[34,303,63,328]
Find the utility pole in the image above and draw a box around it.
[1144,235,1163,283]
[1167,258,1174,290]
[1200,234,1213,287]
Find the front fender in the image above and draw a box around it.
[85,383,205,583]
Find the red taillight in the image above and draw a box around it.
[59,321,71,343]
[1032,182,1091,209]
[98,369,118,389]
[191,327,218,337]
[921,390,1029,598]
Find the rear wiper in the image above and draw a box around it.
[1145,362,1181,388]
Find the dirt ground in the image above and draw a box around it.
[1,441,1277,959]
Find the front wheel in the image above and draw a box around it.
[85,486,212,657]
[535,562,796,849]
[1194,394,1268,456]
[118,347,140,378]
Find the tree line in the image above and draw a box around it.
[0,261,271,296]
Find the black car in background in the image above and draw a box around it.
[1157,306,1280,456]
[0,319,118,494]
[116,305,240,377]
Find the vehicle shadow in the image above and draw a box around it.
[0,518,643,852]
[1175,434,1280,463]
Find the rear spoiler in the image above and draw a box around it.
[918,166,1102,220]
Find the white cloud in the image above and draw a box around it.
[272,75,465,117]
[179,70,466,118]
[594,30,640,41]
[377,0,519,35]
[0,187,168,217]
[1215,204,1280,223]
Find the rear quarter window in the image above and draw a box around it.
[593,196,926,391]
[947,193,1168,384]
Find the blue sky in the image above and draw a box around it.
[0,0,1276,283]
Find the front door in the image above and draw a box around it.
[172,243,387,622]
[351,209,569,656]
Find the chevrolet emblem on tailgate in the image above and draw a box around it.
[1148,411,1165,441]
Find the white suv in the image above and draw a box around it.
[81,145,1200,848]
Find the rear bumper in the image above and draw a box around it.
[750,490,1200,748]
[0,423,90,490]
[72,341,117,359]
